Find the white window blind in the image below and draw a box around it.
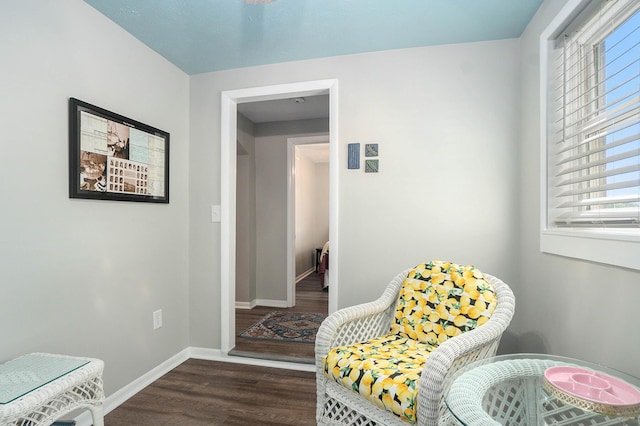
[548,0,640,230]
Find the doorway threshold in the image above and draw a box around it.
[228,349,314,365]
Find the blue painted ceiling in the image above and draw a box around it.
[84,0,543,75]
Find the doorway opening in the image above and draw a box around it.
[232,123,329,362]
[220,79,339,358]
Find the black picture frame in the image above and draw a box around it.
[69,98,169,203]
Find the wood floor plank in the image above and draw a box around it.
[105,359,317,425]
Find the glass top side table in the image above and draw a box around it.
[0,353,104,426]
[445,353,640,426]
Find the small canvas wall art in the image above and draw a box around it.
[365,159,379,173]
[348,143,360,169]
[365,143,379,157]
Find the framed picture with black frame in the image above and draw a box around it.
[69,98,169,203]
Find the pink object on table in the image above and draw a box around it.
[544,366,640,407]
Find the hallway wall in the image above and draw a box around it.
[236,113,257,304]
[294,147,330,277]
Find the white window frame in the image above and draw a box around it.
[540,0,640,271]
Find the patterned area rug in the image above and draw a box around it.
[239,311,326,344]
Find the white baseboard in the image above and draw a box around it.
[73,346,313,425]
[254,299,288,308]
[236,299,287,309]
[235,300,256,309]
[236,299,288,309]
[189,347,314,372]
[104,349,191,413]
[296,267,316,283]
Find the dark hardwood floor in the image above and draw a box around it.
[232,273,328,363]
[105,359,317,425]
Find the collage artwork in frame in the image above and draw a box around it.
[69,98,170,203]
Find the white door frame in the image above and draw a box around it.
[220,79,339,354]
[287,135,330,307]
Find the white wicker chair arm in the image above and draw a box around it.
[315,270,407,360]
[416,274,516,425]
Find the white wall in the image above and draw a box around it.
[295,148,316,276]
[0,0,190,396]
[235,114,256,304]
[189,38,521,346]
[254,133,288,301]
[314,162,330,249]
[294,148,329,277]
[517,0,640,378]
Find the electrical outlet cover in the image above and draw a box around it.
[153,310,162,329]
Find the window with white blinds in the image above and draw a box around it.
[547,0,640,230]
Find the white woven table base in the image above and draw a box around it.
[0,353,104,426]
[447,359,640,426]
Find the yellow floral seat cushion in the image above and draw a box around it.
[324,333,436,422]
[323,261,497,423]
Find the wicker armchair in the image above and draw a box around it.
[315,266,515,426]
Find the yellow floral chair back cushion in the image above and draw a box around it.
[323,261,497,423]
[390,260,497,344]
